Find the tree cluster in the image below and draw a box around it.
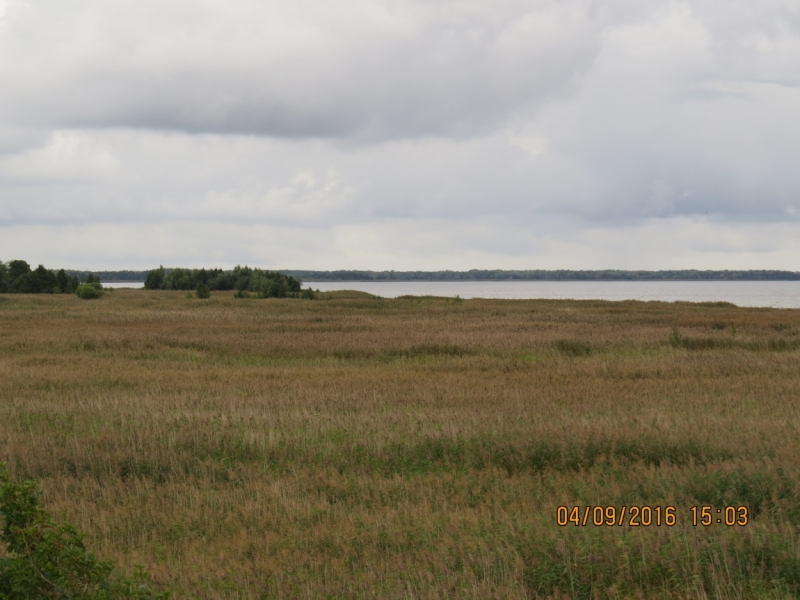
[0,260,81,294]
[144,265,315,298]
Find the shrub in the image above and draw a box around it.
[555,339,592,356]
[76,283,104,300]
[0,465,169,599]
[196,282,211,299]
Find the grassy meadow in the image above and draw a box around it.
[1,289,800,598]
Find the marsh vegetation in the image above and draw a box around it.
[1,290,799,598]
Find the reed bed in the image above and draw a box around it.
[1,290,800,598]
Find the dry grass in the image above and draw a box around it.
[1,290,800,598]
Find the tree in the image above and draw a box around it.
[7,260,30,287]
[144,267,165,290]
[0,262,7,293]
[56,269,69,293]
[196,282,210,299]
[0,465,168,599]
[34,265,57,293]
[267,278,288,298]
[143,265,307,298]
[9,265,56,294]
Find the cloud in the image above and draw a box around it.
[0,0,600,139]
[0,0,799,268]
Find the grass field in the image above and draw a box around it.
[1,289,800,599]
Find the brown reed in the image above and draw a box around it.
[1,290,799,598]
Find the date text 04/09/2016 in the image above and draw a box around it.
[556,506,749,527]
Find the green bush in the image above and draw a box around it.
[196,282,210,299]
[75,282,104,300]
[0,465,168,599]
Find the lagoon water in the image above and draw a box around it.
[306,281,800,309]
[103,281,145,289]
[102,280,800,308]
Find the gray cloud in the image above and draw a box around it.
[0,0,600,138]
[0,0,799,269]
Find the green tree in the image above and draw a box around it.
[267,278,288,298]
[56,269,69,293]
[0,465,168,599]
[0,262,7,293]
[68,275,80,293]
[7,260,31,288]
[34,265,57,293]
[144,267,165,290]
[196,282,211,299]
[10,265,56,294]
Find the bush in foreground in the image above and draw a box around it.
[0,465,168,599]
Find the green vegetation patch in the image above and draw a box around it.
[319,437,732,477]
[554,339,594,356]
[669,327,800,351]
[685,469,800,522]
[518,529,800,599]
[372,436,700,475]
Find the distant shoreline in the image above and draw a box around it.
[283,270,800,282]
[76,269,800,282]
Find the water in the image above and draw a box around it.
[100,280,800,308]
[306,281,800,308]
[102,281,145,289]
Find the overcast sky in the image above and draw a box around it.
[1,0,799,270]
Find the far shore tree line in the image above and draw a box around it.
[282,269,800,281]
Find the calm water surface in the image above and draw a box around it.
[102,280,800,308]
[103,282,145,289]
[306,281,800,308]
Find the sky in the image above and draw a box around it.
[0,0,799,271]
